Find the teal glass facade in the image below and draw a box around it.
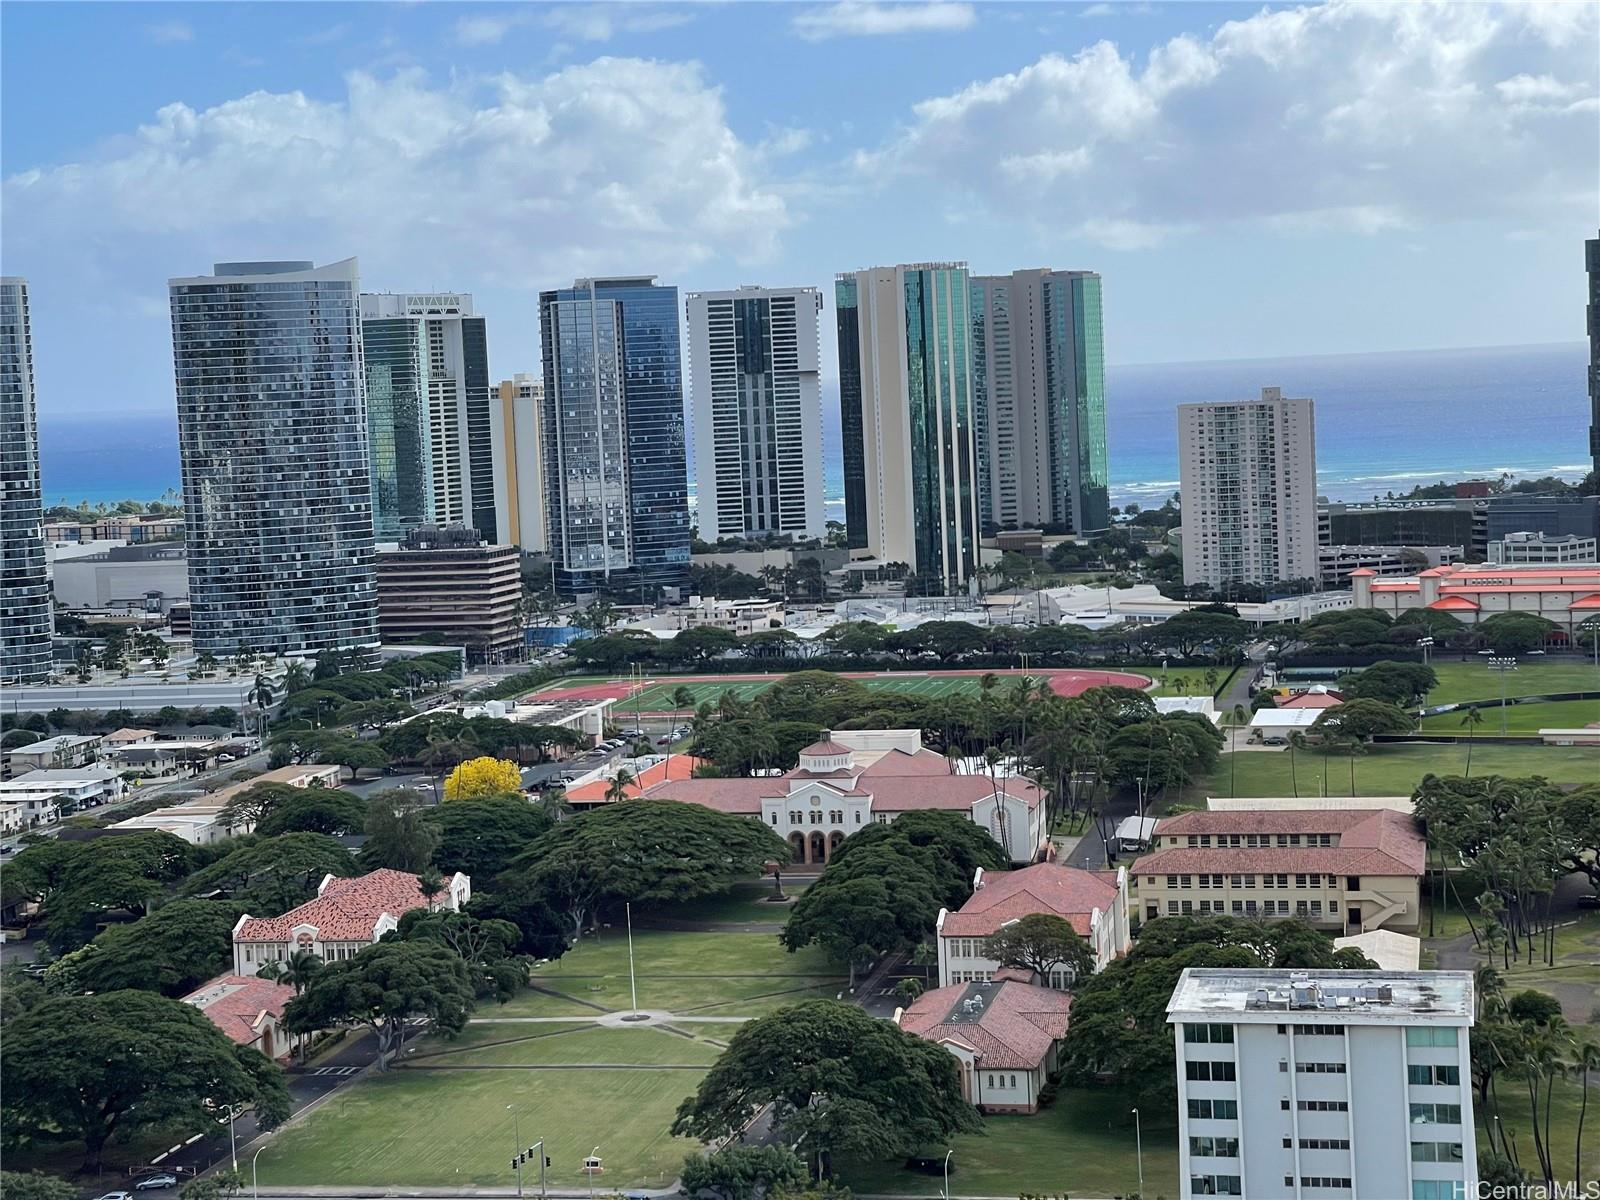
[0,277,51,682]
[1053,272,1108,533]
[361,316,432,539]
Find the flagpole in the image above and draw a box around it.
[626,901,639,1015]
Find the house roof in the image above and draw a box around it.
[103,728,158,744]
[182,973,295,1046]
[898,979,1071,1070]
[234,868,448,943]
[800,737,855,756]
[860,748,959,777]
[1568,593,1600,610]
[566,755,703,802]
[1135,810,1424,877]
[940,863,1121,938]
[1278,689,1345,710]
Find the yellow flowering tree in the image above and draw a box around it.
[443,756,523,802]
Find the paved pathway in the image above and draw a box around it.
[467,1012,750,1026]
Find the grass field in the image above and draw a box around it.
[1205,742,1599,798]
[417,1024,727,1068]
[643,878,810,924]
[1424,659,1599,707]
[839,1084,1178,1197]
[1419,697,1600,734]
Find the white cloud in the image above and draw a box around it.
[792,2,974,41]
[456,5,693,46]
[3,60,790,295]
[860,0,1599,242]
[145,20,194,44]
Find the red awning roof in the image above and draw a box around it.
[1427,596,1480,611]
[1566,593,1600,610]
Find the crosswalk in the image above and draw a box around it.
[306,1065,360,1077]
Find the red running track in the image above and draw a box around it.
[534,667,1152,705]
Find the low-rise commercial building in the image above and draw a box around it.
[112,800,245,844]
[51,544,189,615]
[1132,808,1425,933]
[1318,544,1459,588]
[645,730,1047,864]
[1039,582,1351,629]
[936,863,1130,987]
[0,766,125,814]
[232,867,471,975]
[204,763,342,808]
[897,976,1071,1114]
[1168,968,1476,1200]
[375,526,523,663]
[1351,562,1600,642]
[1486,530,1598,565]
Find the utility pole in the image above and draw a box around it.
[1131,1107,1144,1199]
[626,901,640,1015]
[1487,656,1517,736]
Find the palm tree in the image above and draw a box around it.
[944,742,963,776]
[1229,704,1249,796]
[282,662,312,695]
[247,673,275,741]
[1460,706,1484,777]
[1574,1039,1600,1186]
[282,948,323,994]
[538,786,574,822]
[669,685,695,761]
[194,650,218,679]
[605,769,636,805]
[982,746,1010,859]
[1287,731,1306,798]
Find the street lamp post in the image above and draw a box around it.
[1416,635,1433,668]
[942,1150,953,1200]
[1131,1107,1144,1199]
[250,1137,272,1200]
[1487,656,1518,736]
[508,1105,523,1199]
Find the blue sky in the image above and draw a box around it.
[4,0,1596,418]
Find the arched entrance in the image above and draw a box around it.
[828,831,845,858]
[809,831,827,864]
[788,832,806,864]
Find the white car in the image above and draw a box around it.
[94,1192,134,1200]
[135,1175,179,1191]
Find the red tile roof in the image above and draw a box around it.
[860,749,960,777]
[566,755,703,802]
[1568,593,1600,610]
[899,979,1071,1070]
[182,974,295,1046]
[1135,810,1424,876]
[940,863,1121,938]
[800,738,855,756]
[1427,596,1480,611]
[234,868,439,942]
[1278,690,1345,709]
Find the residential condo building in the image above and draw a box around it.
[837,263,982,592]
[374,525,523,662]
[0,276,52,682]
[493,373,547,554]
[1587,234,1598,474]
[970,269,1108,535]
[169,259,378,655]
[687,286,825,542]
[1179,388,1319,589]
[359,292,495,541]
[539,277,690,600]
[1168,968,1476,1200]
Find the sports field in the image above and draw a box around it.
[1423,659,1599,706]
[537,667,1152,712]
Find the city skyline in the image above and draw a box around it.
[3,1,1595,425]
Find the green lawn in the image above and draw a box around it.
[1479,1043,1600,1185]
[1205,743,1599,799]
[253,1064,704,1188]
[838,1085,1178,1198]
[644,878,809,924]
[1424,659,1600,707]
[1420,697,1600,734]
[1142,666,1231,698]
[414,1024,726,1068]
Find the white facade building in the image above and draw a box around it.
[687,287,825,541]
[1179,389,1319,589]
[494,373,547,553]
[1168,968,1476,1200]
[0,767,124,814]
[1486,530,1598,565]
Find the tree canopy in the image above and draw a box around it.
[8,832,195,951]
[505,800,790,941]
[360,789,441,872]
[179,832,357,911]
[1341,660,1438,707]
[3,990,289,1171]
[254,788,369,837]
[443,756,524,801]
[981,913,1094,983]
[672,1000,981,1175]
[48,899,246,997]
[422,795,552,880]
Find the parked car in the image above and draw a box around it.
[135,1175,179,1191]
[93,1192,134,1200]
[1263,736,1289,746]
[1576,894,1600,909]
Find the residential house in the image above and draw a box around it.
[936,863,1131,987]
[0,795,60,834]
[5,734,101,779]
[231,868,470,975]
[112,801,249,844]
[1131,809,1425,933]
[0,766,125,815]
[897,975,1071,1113]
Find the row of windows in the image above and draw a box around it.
[1409,1065,1462,1086]
[1281,1024,1345,1036]
[985,1073,1020,1090]
[1176,833,1335,848]
[1186,1061,1236,1082]
[1413,1183,1470,1200]
[776,810,864,827]
[1411,1141,1464,1163]
[1184,1024,1235,1044]
[1410,1103,1463,1124]
[1187,1098,1238,1120]
[1290,1178,1352,1190]
[948,970,993,985]
[1406,1027,1460,1048]
[1163,872,1341,889]
[1291,1061,1347,1075]
[1288,1099,1349,1112]
[1189,1136,1239,1158]
[1168,899,1319,917]
[1190,1176,1242,1196]
[1286,1137,1351,1150]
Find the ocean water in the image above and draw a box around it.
[37,342,1591,513]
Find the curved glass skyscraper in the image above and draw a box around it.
[169,259,378,654]
[1,277,52,682]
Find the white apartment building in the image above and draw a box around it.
[1168,968,1476,1200]
[1486,530,1598,565]
[1179,389,1319,589]
[687,287,825,541]
[836,264,983,591]
[494,373,547,553]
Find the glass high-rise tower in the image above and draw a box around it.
[359,293,495,542]
[836,262,982,592]
[970,269,1108,535]
[169,259,378,654]
[538,276,689,599]
[1,277,52,682]
[1586,235,1598,475]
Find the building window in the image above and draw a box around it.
[1408,1064,1461,1086]
[1299,1138,1351,1150]
[1406,1027,1459,1048]
[1412,1183,1463,1200]
[1187,1098,1239,1120]
[854,811,862,824]
[1409,1103,1462,1124]
[1410,1142,1464,1163]
[1300,1179,1352,1191]
[1188,1176,1242,1197]
[1189,1136,1240,1158]
[1009,1074,1017,1088]
[986,1074,994,1088]
[1184,1024,1235,1044]
[1185,1060,1237,1082]
[1298,1100,1350,1112]
[1167,901,1179,915]
[769,813,778,825]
